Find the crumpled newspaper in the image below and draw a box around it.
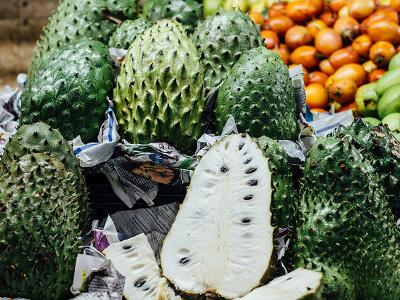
[0,74,25,155]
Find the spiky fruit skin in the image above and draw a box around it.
[22,38,114,143]
[142,0,201,33]
[29,0,136,77]
[257,136,295,229]
[0,122,89,228]
[0,153,88,299]
[333,119,400,218]
[108,18,151,49]
[2,122,79,172]
[295,137,400,300]
[216,48,298,141]
[193,10,262,92]
[114,20,205,152]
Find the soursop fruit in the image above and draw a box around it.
[0,153,88,299]
[216,47,298,141]
[108,18,151,49]
[1,122,80,172]
[142,0,202,33]
[0,122,89,228]
[295,137,400,299]
[161,134,274,299]
[104,234,180,300]
[257,136,295,229]
[22,38,114,143]
[237,269,323,300]
[333,119,400,218]
[193,10,262,92]
[113,20,205,152]
[29,0,136,77]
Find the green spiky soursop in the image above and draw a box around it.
[161,134,274,299]
[142,0,202,33]
[0,153,88,299]
[29,0,136,77]
[109,18,151,49]
[193,10,262,92]
[216,47,298,141]
[333,119,400,218]
[22,38,114,143]
[2,122,80,172]
[257,136,295,229]
[295,137,400,299]
[114,20,205,152]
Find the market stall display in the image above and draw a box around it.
[1,0,400,299]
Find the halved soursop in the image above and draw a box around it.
[108,18,151,49]
[161,134,274,299]
[193,10,262,92]
[216,47,298,141]
[113,20,205,152]
[142,0,202,33]
[0,153,88,299]
[103,234,180,300]
[237,269,323,300]
[22,38,114,143]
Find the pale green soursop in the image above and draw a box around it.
[216,48,298,140]
[0,122,89,227]
[22,38,114,143]
[109,18,151,49]
[194,10,262,92]
[295,137,400,299]
[114,20,205,152]
[29,0,137,77]
[142,0,202,33]
[0,153,88,299]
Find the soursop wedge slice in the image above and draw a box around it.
[237,269,323,300]
[160,134,274,299]
[103,234,180,300]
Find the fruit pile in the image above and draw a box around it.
[248,0,400,114]
[1,0,400,299]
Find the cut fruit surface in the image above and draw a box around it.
[161,134,274,299]
[103,234,180,300]
[237,269,323,300]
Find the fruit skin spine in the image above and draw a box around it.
[216,47,299,141]
[113,20,205,152]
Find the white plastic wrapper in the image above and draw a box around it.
[308,110,354,137]
[72,106,120,167]
[109,48,128,67]
[70,247,124,299]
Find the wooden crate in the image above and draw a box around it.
[0,0,57,79]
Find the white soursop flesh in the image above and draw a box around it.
[103,234,180,300]
[237,269,323,300]
[161,134,274,299]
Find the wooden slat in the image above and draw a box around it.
[0,41,35,75]
[20,0,57,20]
[0,0,19,19]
